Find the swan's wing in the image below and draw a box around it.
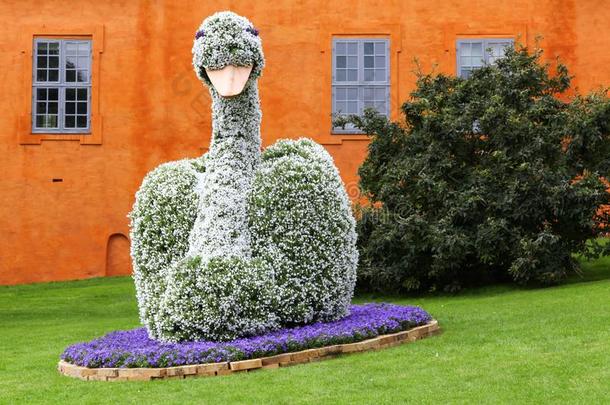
[129,156,204,335]
[249,138,358,324]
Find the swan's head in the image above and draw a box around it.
[192,11,264,97]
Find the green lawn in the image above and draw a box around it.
[1,258,609,404]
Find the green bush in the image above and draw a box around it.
[336,46,610,293]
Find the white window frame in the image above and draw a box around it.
[456,38,514,79]
[32,38,92,134]
[332,38,390,134]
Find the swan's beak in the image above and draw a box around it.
[205,65,253,97]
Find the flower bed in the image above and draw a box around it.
[61,304,432,369]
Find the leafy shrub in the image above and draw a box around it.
[336,46,610,293]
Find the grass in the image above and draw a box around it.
[1,259,609,404]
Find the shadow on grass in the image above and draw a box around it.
[569,254,610,283]
[355,245,610,304]
[3,241,610,306]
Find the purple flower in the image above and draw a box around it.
[245,26,259,37]
[60,304,432,368]
[195,30,205,40]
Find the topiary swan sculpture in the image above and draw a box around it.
[129,11,358,342]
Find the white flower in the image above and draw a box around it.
[129,12,358,342]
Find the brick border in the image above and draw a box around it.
[58,320,439,381]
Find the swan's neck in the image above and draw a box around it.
[210,81,261,149]
[187,80,262,261]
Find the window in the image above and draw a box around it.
[332,38,390,133]
[456,38,514,78]
[32,38,91,133]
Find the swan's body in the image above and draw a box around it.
[130,11,357,342]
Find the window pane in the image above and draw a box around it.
[66,43,78,55]
[336,88,346,100]
[375,88,385,100]
[78,56,89,69]
[347,101,358,114]
[486,44,497,58]
[487,42,511,65]
[364,56,374,68]
[77,88,87,100]
[460,42,471,56]
[336,42,346,54]
[347,69,357,81]
[364,69,374,81]
[336,56,346,68]
[375,56,385,68]
[65,115,75,128]
[471,42,483,56]
[48,88,58,100]
[490,42,507,56]
[49,56,59,68]
[36,114,58,128]
[375,101,386,113]
[76,115,87,128]
[364,42,374,55]
[336,70,346,81]
[78,42,90,54]
[37,56,47,68]
[37,88,47,100]
[77,70,88,82]
[66,56,77,69]
[336,101,346,113]
[375,69,385,81]
[36,115,48,128]
[347,88,358,100]
[66,102,75,114]
[37,42,48,55]
[36,102,46,114]
[36,69,47,81]
[461,69,471,78]
[500,43,509,56]
[48,42,59,55]
[66,88,76,100]
[66,70,76,82]
[364,101,374,108]
[48,102,58,114]
[347,56,357,68]
[375,42,385,55]
[363,87,374,101]
[347,42,357,55]
[48,69,59,81]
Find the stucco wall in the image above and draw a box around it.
[1,0,609,285]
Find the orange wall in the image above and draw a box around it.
[1,0,609,285]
